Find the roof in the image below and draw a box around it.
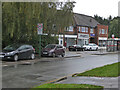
[73,13,100,28]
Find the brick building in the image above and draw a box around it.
[59,13,108,47]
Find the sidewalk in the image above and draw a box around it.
[56,76,119,88]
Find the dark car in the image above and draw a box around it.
[68,44,85,51]
[41,44,65,57]
[0,44,35,61]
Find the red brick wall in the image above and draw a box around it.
[97,24,108,38]
[96,24,108,45]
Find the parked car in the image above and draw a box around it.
[0,44,35,61]
[68,44,85,51]
[83,43,99,51]
[41,44,65,57]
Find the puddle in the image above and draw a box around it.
[22,74,43,79]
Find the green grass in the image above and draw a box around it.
[32,83,103,89]
[77,62,119,77]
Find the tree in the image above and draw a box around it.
[109,17,120,38]
[2,2,75,48]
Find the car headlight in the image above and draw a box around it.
[6,51,15,55]
[49,49,54,53]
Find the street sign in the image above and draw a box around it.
[37,23,43,35]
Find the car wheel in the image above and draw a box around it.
[14,55,18,61]
[31,53,35,60]
[90,48,92,51]
[53,53,56,58]
[61,52,65,57]
[96,48,98,51]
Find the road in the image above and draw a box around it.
[2,51,118,88]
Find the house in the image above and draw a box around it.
[58,13,108,48]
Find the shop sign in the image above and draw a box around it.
[78,33,89,39]
[90,34,95,37]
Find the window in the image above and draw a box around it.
[106,29,107,34]
[61,40,62,45]
[102,29,105,34]
[82,27,85,32]
[90,28,94,33]
[99,29,101,34]
[86,27,88,32]
[79,27,80,32]
[66,26,73,32]
[69,26,73,32]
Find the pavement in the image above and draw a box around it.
[2,50,118,67]
[55,76,119,88]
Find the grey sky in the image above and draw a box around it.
[73,0,120,19]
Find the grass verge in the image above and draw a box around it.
[77,62,119,77]
[32,83,103,89]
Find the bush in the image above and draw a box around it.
[32,35,59,54]
[2,35,59,54]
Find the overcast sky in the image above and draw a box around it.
[73,0,120,19]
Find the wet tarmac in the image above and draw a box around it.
[2,52,119,88]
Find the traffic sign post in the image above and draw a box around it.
[37,23,43,58]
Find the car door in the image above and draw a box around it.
[55,46,60,55]
[93,44,96,50]
[59,45,64,55]
[18,45,28,59]
[24,45,32,59]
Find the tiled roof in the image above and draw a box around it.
[73,13,100,28]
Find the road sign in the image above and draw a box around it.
[112,34,114,39]
[37,23,43,35]
[37,23,43,58]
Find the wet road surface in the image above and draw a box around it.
[2,53,118,88]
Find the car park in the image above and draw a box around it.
[68,44,85,51]
[0,44,35,61]
[83,43,99,51]
[41,44,65,57]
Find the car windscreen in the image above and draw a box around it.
[3,44,21,51]
[45,45,56,49]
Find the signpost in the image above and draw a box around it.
[37,23,43,58]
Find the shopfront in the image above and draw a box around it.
[77,33,89,46]
[98,37,107,47]
[64,35,77,48]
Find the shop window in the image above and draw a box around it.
[82,27,85,32]
[90,28,94,33]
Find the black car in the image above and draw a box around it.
[0,44,35,61]
[69,44,85,51]
[41,44,65,57]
